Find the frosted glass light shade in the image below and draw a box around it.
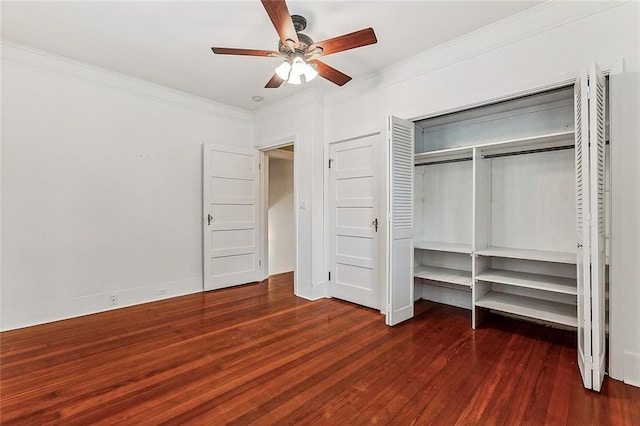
[275,61,291,80]
[274,57,317,85]
[288,72,302,85]
[303,64,318,82]
[291,57,306,76]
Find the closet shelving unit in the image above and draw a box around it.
[471,130,578,328]
[414,145,473,307]
[413,88,581,328]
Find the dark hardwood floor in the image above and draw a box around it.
[1,272,639,425]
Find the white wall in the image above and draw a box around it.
[1,43,253,330]
[268,157,294,275]
[322,2,639,386]
[254,90,326,300]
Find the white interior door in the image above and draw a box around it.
[588,62,607,392]
[203,144,260,291]
[575,69,592,389]
[385,116,415,326]
[329,134,381,309]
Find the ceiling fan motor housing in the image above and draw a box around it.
[278,15,315,57]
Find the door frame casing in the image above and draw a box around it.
[258,137,298,293]
[262,148,294,278]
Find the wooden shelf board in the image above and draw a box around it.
[475,291,577,327]
[414,241,472,254]
[475,247,576,264]
[475,269,576,295]
[415,265,472,287]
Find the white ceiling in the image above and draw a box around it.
[1,1,543,111]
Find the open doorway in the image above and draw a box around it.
[263,145,295,281]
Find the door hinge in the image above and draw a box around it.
[258,163,261,170]
[328,271,331,281]
[259,260,261,267]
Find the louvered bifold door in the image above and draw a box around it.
[575,69,593,390]
[385,116,415,326]
[588,62,607,392]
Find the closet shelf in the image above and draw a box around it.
[475,247,576,264]
[475,291,577,327]
[414,241,472,254]
[415,265,471,287]
[415,146,473,164]
[476,130,575,156]
[475,269,577,295]
[414,131,575,160]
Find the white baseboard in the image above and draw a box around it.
[1,277,202,331]
[623,351,640,388]
[312,280,329,300]
[294,280,327,301]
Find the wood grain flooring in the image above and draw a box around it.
[1,272,639,425]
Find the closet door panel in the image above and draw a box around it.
[589,62,607,392]
[386,116,415,326]
[575,69,592,390]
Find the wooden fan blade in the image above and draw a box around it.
[310,28,377,56]
[261,0,299,48]
[309,60,352,86]
[211,47,280,57]
[265,73,285,88]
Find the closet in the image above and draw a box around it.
[386,63,609,392]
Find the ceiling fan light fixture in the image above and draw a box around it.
[288,71,302,85]
[275,60,292,80]
[290,56,306,77]
[303,62,318,82]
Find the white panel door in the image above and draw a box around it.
[588,62,607,392]
[575,68,592,389]
[203,144,260,291]
[329,134,381,309]
[385,116,415,326]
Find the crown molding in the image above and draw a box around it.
[1,41,254,122]
[325,1,627,107]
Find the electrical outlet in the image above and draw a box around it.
[109,294,118,306]
[155,288,167,296]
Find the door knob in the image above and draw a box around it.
[372,218,378,232]
[207,214,213,226]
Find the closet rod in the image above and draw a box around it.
[481,144,575,159]
[415,157,473,167]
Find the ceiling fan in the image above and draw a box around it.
[211,0,378,88]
